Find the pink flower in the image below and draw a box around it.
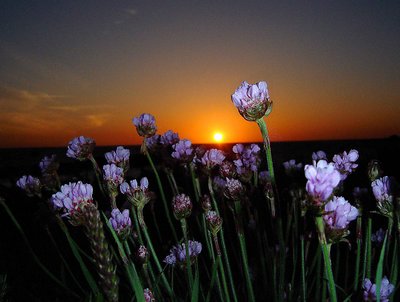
[324,196,358,229]
[133,113,157,137]
[333,149,359,180]
[66,136,95,160]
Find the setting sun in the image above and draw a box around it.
[213,132,223,143]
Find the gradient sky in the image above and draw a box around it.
[1,1,399,148]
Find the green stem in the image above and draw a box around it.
[256,118,276,185]
[301,235,306,302]
[354,216,362,291]
[144,147,178,242]
[213,235,231,302]
[88,155,107,198]
[315,216,337,302]
[181,219,194,291]
[234,200,255,302]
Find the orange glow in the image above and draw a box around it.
[213,132,223,142]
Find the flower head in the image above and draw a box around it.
[120,177,150,208]
[232,143,261,181]
[206,211,223,235]
[172,193,192,219]
[371,228,386,244]
[231,81,272,121]
[103,164,124,192]
[105,146,130,173]
[144,288,155,302]
[171,139,194,163]
[133,113,157,137]
[51,182,94,225]
[164,240,202,267]
[66,136,95,161]
[16,175,41,197]
[304,160,341,207]
[160,130,180,146]
[145,134,160,151]
[109,208,131,240]
[39,154,59,174]
[224,178,245,201]
[371,176,393,217]
[324,196,358,230]
[312,150,327,161]
[201,149,225,170]
[136,245,150,264]
[333,149,359,180]
[283,159,303,177]
[363,276,394,302]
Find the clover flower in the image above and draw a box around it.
[283,159,303,177]
[231,81,272,121]
[232,144,261,179]
[333,149,359,180]
[371,228,386,244]
[172,193,192,219]
[224,178,245,201]
[16,175,42,197]
[51,181,94,225]
[133,113,157,138]
[144,288,155,302]
[206,211,223,235]
[160,130,180,146]
[304,160,341,207]
[109,208,131,240]
[120,177,150,208]
[363,276,394,302]
[164,240,202,267]
[371,176,393,217]
[201,149,225,170]
[324,196,358,230]
[66,136,95,161]
[312,150,327,161]
[39,154,59,174]
[171,139,194,162]
[105,146,130,173]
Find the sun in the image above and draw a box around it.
[213,132,223,143]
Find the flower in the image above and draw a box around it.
[160,130,180,146]
[109,208,131,240]
[232,144,261,180]
[51,182,94,225]
[363,276,394,302]
[368,160,383,182]
[120,177,150,208]
[39,154,59,174]
[16,175,41,197]
[324,196,358,229]
[231,81,272,121]
[171,139,194,162]
[136,245,150,264]
[103,164,124,190]
[66,136,95,160]
[105,146,130,173]
[224,178,245,201]
[205,211,223,235]
[371,176,393,217]
[312,150,327,161]
[259,170,271,185]
[333,149,359,180]
[145,134,160,151]
[201,149,225,170]
[283,159,303,177]
[172,194,192,219]
[133,113,157,137]
[144,288,155,302]
[164,240,202,267]
[304,160,341,207]
[371,228,385,244]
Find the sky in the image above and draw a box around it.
[0,0,399,148]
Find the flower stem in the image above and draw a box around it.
[314,216,337,302]
[181,219,194,291]
[213,235,231,302]
[144,147,178,242]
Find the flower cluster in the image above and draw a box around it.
[109,208,131,240]
[312,150,327,161]
[145,134,161,151]
[66,136,95,161]
[133,113,157,138]
[232,143,261,180]
[103,164,124,193]
[171,139,194,163]
[231,81,272,121]
[283,159,303,177]
[164,240,202,267]
[160,130,180,146]
[172,194,192,219]
[363,276,394,302]
[201,149,225,170]
[333,149,359,180]
[224,178,245,201]
[120,177,150,208]
[39,154,59,175]
[105,146,130,173]
[371,176,393,217]
[51,182,94,225]
[304,160,341,207]
[16,175,42,197]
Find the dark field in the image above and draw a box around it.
[1,137,400,301]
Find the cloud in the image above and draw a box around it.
[125,8,137,16]
[86,114,109,127]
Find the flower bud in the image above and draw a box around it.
[368,160,383,182]
[172,193,192,219]
[205,211,223,235]
[224,178,245,201]
[136,245,150,264]
[200,194,212,212]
